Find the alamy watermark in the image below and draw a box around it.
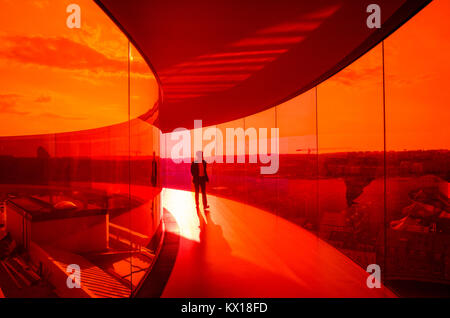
[367,4,381,29]
[169,120,279,175]
[66,264,81,289]
[366,264,381,288]
[66,4,81,29]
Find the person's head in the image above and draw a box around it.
[195,151,203,163]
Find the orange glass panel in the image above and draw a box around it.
[277,88,318,229]
[0,1,161,297]
[128,44,162,291]
[317,44,384,269]
[384,0,450,284]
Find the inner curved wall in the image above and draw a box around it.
[0,0,162,296]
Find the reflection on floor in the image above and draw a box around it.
[161,188,396,298]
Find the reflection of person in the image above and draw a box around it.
[191,151,209,209]
[151,151,158,187]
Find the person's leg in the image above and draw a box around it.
[200,178,208,207]
[194,181,200,207]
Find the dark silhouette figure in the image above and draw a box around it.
[191,151,209,209]
[196,208,231,256]
[151,151,158,187]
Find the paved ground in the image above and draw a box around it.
[160,189,396,298]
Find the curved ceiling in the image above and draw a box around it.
[96,0,431,132]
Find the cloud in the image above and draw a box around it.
[0,94,29,115]
[0,35,148,75]
[34,95,51,103]
[330,66,382,86]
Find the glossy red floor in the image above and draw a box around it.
[161,189,396,298]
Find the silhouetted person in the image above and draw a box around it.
[151,151,158,187]
[191,151,209,209]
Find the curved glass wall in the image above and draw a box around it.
[383,0,450,289]
[317,43,384,268]
[0,0,161,297]
[162,0,449,296]
[1,0,448,299]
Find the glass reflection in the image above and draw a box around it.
[0,0,161,298]
[317,44,384,269]
[384,0,450,288]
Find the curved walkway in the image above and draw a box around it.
[160,188,395,298]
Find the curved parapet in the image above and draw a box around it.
[0,0,163,297]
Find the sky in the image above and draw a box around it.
[0,0,448,154]
[0,0,158,136]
